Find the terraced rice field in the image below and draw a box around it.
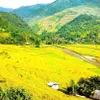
[0,44,99,100]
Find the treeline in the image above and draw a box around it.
[0,32,40,47]
[41,14,100,45]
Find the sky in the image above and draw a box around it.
[0,0,55,8]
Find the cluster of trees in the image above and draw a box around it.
[41,14,100,45]
[0,87,32,100]
[0,32,41,47]
[66,76,100,98]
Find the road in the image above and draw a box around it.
[57,46,100,68]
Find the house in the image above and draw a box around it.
[47,82,59,90]
[92,90,100,100]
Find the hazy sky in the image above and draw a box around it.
[0,0,55,8]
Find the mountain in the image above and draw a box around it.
[55,14,100,44]
[31,5,100,35]
[0,12,42,46]
[12,4,49,23]
[0,7,13,12]
[38,14,100,44]
[0,12,31,33]
[12,0,100,23]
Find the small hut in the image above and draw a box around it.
[47,82,59,90]
[25,41,31,45]
[92,90,100,100]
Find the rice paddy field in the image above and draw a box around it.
[64,44,100,63]
[0,44,99,100]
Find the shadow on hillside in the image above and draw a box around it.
[58,88,67,94]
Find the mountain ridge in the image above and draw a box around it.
[0,7,13,12]
[12,0,100,23]
[30,5,100,35]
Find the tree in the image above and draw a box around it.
[77,76,100,97]
[66,80,78,96]
[34,38,41,48]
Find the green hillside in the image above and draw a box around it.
[0,12,31,33]
[31,5,100,35]
[12,0,100,23]
[39,14,100,44]
[56,14,100,44]
[12,4,48,23]
[0,12,36,44]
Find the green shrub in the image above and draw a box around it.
[66,80,79,96]
[0,87,32,100]
[77,76,100,97]
[66,76,100,97]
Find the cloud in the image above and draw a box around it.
[0,0,55,8]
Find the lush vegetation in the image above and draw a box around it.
[66,76,100,98]
[31,5,100,34]
[77,76,100,97]
[12,0,100,23]
[56,14,100,44]
[40,14,100,44]
[0,87,32,100]
[0,12,31,33]
[0,1,100,99]
[0,44,99,100]
[0,12,41,46]
[12,4,48,23]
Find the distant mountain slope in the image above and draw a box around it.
[0,7,13,12]
[0,12,31,33]
[39,14,100,44]
[55,14,100,44]
[31,5,100,35]
[12,0,100,23]
[12,4,49,23]
[12,4,48,18]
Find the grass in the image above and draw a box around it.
[0,44,99,100]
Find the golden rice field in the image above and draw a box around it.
[64,44,100,62]
[0,44,99,100]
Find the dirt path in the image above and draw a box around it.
[57,46,100,68]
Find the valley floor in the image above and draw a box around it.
[0,44,99,100]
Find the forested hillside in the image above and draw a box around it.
[41,14,100,44]
[12,0,100,23]
[31,5,100,35]
[0,12,31,33]
[0,12,36,44]
[56,14,100,44]
[12,4,49,23]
